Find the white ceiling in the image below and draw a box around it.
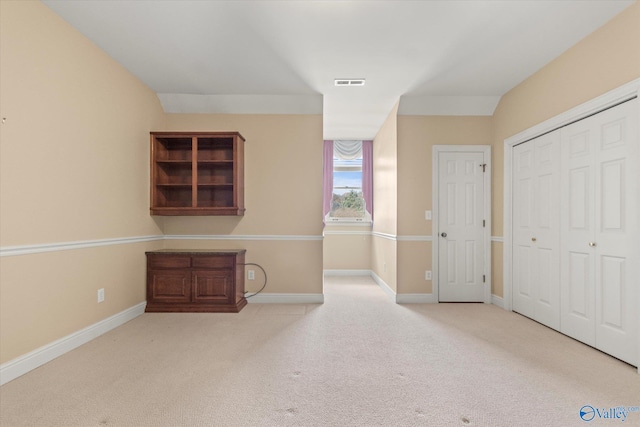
[42,0,634,140]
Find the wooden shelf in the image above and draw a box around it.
[150,132,245,216]
[156,161,193,165]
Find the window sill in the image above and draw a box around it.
[325,219,372,227]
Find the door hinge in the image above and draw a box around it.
[480,163,487,172]
[483,219,485,227]
[483,275,486,283]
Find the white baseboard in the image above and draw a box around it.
[491,295,505,309]
[246,293,324,304]
[323,269,371,276]
[334,270,437,304]
[0,302,146,386]
[396,293,437,304]
[370,271,396,301]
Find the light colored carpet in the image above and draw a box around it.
[1,276,638,426]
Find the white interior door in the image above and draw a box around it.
[438,151,486,302]
[512,131,561,329]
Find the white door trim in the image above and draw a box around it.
[433,145,492,304]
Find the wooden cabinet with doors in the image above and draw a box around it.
[150,132,245,216]
[145,249,247,313]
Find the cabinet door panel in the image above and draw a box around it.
[148,270,191,303]
[192,270,234,303]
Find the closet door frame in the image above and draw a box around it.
[502,78,640,372]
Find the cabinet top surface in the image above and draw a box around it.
[150,131,245,141]
[146,249,246,255]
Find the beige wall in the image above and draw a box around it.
[372,103,399,236]
[371,102,399,290]
[0,1,165,363]
[161,113,324,295]
[371,237,397,292]
[491,2,640,298]
[397,116,492,293]
[397,241,431,294]
[1,243,161,362]
[0,1,165,245]
[323,226,371,271]
[397,116,492,236]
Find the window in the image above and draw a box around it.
[323,140,373,223]
[331,155,365,219]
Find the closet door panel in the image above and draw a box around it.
[569,168,590,229]
[561,119,596,346]
[512,131,560,329]
[592,101,638,365]
[536,248,553,305]
[512,143,535,317]
[532,133,561,329]
[566,251,595,343]
[600,255,624,329]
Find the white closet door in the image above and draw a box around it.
[561,100,638,365]
[592,101,638,365]
[531,132,561,329]
[513,142,535,318]
[561,117,597,346]
[513,131,561,329]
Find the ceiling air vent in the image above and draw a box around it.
[334,79,365,86]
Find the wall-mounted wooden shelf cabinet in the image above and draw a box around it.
[150,132,245,216]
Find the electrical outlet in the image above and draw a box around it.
[97,288,105,303]
[248,270,255,280]
[425,271,432,280]
[425,210,432,220]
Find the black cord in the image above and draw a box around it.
[241,263,267,298]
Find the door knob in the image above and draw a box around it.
[531,237,537,242]
[589,242,597,247]
[441,232,447,238]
